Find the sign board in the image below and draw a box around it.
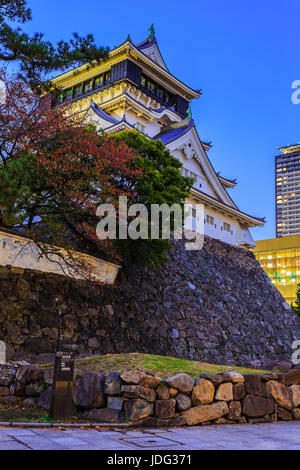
[49,340,77,420]
[0,341,5,364]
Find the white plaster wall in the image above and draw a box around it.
[0,231,120,284]
[184,198,254,247]
[173,149,218,198]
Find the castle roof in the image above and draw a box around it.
[136,35,169,71]
[153,119,195,145]
[50,36,201,101]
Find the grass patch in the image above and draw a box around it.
[0,354,273,423]
[0,398,46,423]
[73,353,272,379]
[0,398,86,424]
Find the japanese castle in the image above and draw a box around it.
[51,29,264,248]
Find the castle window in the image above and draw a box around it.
[157,87,164,100]
[165,91,174,106]
[148,80,156,95]
[223,222,231,232]
[136,122,145,133]
[139,74,176,108]
[74,84,82,97]
[83,80,93,93]
[64,88,73,101]
[104,71,111,85]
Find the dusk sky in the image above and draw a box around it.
[22,0,300,240]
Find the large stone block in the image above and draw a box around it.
[199,374,224,386]
[228,401,241,420]
[104,373,121,396]
[192,379,214,405]
[120,369,147,385]
[124,399,153,422]
[121,385,156,402]
[242,395,275,417]
[292,408,300,420]
[277,407,292,421]
[141,416,187,427]
[279,370,300,386]
[222,370,244,383]
[156,384,170,400]
[244,374,266,397]
[26,367,44,384]
[0,386,9,396]
[215,383,233,401]
[87,408,124,423]
[164,373,194,394]
[233,382,245,400]
[266,380,292,410]
[180,401,229,425]
[44,367,54,385]
[107,396,123,411]
[72,372,105,408]
[176,393,192,411]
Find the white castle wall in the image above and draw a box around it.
[0,230,120,284]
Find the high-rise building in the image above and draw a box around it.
[276,144,300,237]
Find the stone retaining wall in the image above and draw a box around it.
[0,363,300,426]
[0,236,299,366]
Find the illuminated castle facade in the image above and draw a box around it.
[51,31,264,248]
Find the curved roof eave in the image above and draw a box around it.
[49,39,201,100]
[218,174,237,188]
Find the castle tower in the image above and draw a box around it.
[51,32,264,248]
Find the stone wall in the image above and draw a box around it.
[0,363,300,426]
[0,236,299,366]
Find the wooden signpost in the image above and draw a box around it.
[49,340,77,420]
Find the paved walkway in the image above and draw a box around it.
[0,422,299,450]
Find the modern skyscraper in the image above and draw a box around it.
[276,144,300,237]
[51,31,264,247]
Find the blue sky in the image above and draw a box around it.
[22,0,300,240]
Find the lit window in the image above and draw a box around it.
[64,88,73,100]
[95,75,104,89]
[157,87,164,100]
[104,71,111,84]
[148,81,155,94]
[136,122,145,133]
[83,80,93,93]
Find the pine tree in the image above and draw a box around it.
[0,73,193,271]
[0,1,109,89]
